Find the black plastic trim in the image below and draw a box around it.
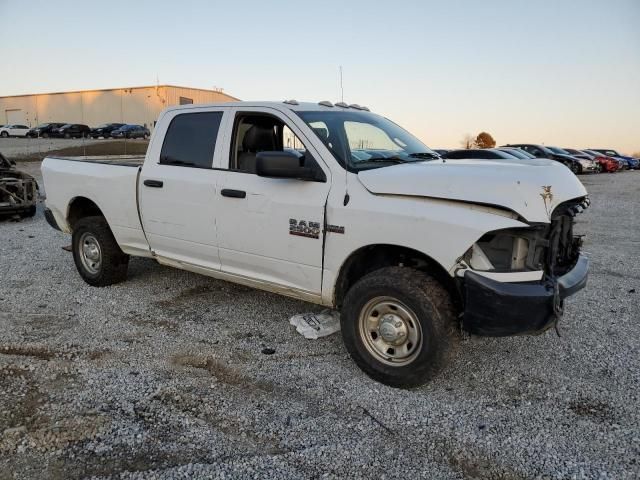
[462,255,588,336]
[44,208,61,231]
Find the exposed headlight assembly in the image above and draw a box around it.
[466,228,548,272]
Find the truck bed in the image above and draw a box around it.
[46,155,145,167]
[41,155,151,256]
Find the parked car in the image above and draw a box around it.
[496,147,538,160]
[0,124,30,138]
[503,144,589,174]
[590,149,639,170]
[582,149,621,172]
[444,148,522,160]
[433,149,449,156]
[546,147,598,173]
[563,148,612,173]
[110,124,150,139]
[26,123,67,138]
[53,124,91,139]
[89,123,125,139]
[41,100,590,387]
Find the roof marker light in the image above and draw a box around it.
[335,102,349,108]
[318,101,334,107]
[283,99,299,105]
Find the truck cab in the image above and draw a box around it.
[42,101,590,387]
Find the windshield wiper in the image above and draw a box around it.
[409,152,440,159]
[360,156,414,164]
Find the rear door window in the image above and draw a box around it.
[160,112,223,168]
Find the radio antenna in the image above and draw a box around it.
[339,66,344,103]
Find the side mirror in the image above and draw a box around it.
[256,151,324,181]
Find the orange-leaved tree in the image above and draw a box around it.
[475,132,496,149]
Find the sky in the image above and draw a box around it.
[1,0,639,153]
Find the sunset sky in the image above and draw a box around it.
[1,0,638,153]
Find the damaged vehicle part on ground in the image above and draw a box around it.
[0,152,38,217]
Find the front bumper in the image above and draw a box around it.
[462,255,589,336]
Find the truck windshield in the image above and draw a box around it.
[296,110,439,171]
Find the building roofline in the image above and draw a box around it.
[0,84,240,100]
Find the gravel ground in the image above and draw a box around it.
[0,167,638,479]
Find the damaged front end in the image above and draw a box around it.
[0,153,38,217]
[460,197,590,336]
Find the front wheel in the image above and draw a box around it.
[570,162,581,174]
[0,131,8,138]
[341,267,459,388]
[72,216,129,287]
[42,132,49,138]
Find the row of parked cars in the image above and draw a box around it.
[434,145,639,173]
[0,123,151,139]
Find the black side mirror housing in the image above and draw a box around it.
[256,151,324,181]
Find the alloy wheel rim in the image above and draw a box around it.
[358,296,423,366]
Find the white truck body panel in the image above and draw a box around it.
[357,158,587,223]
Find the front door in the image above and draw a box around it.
[139,108,229,270]
[214,108,331,296]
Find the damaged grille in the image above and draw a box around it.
[546,197,589,276]
[470,196,589,275]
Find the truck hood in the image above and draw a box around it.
[357,158,587,223]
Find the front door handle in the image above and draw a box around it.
[143,179,163,188]
[221,189,246,198]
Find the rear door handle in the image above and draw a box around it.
[221,189,246,198]
[143,179,163,188]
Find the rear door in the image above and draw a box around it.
[213,107,331,296]
[138,107,229,270]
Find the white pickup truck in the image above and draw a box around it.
[42,101,589,387]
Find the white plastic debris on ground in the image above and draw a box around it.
[289,310,341,339]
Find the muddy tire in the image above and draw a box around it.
[341,267,459,388]
[72,216,129,287]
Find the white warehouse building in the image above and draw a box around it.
[0,85,239,130]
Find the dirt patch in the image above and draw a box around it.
[0,345,56,360]
[14,140,148,162]
[569,399,615,422]
[171,354,274,392]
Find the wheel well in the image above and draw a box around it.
[67,197,104,230]
[333,244,461,310]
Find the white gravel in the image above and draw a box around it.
[0,165,638,479]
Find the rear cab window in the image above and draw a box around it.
[160,112,223,168]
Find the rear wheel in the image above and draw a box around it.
[1,131,8,138]
[72,216,129,287]
[42,132,49,138]
[341,267,459,388]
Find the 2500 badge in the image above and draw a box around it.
[289,219,321,239]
